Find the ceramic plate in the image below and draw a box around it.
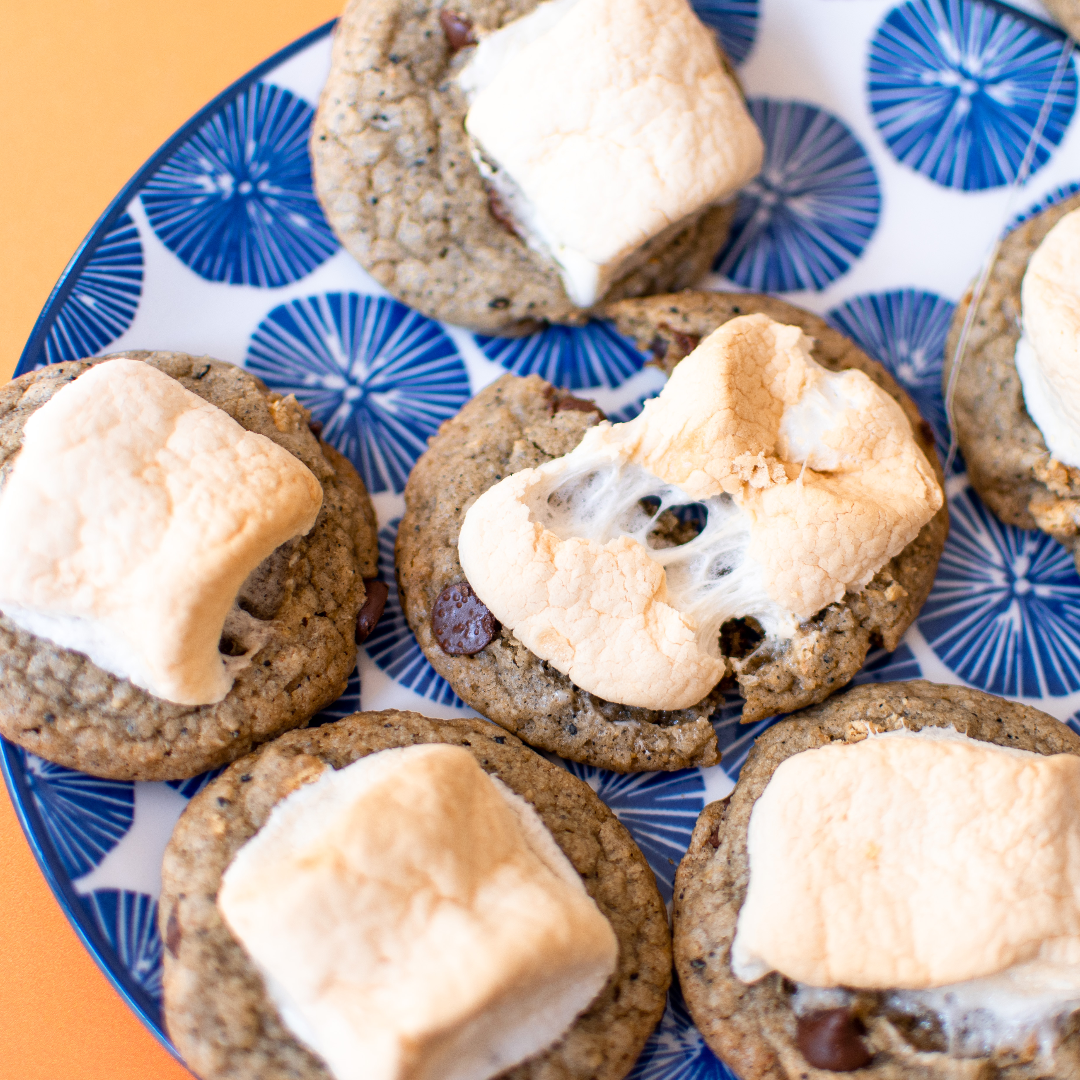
[4,0,1080,1075]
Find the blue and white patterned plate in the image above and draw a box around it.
[4,1,1080,1075]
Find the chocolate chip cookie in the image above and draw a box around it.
[311,0,737,335]
[160,708,672,1080]
[943,192,1080,567]
[673,680,1080,1080]
[0,353,379,781]
[397,292,947,773]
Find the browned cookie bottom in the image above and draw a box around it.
[0,353,379,781]
[674,681,1080,1080]
[161,710,672,1080]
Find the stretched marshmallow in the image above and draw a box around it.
[218,744,618,1080]
[1015,208,1080,467]
[458,0,763,307]
[459,315,942,711]
[0,359,323,705]
[732,728,1080,990]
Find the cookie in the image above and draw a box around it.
[943,192,1080,565]
[311,0,737,335]
[397,293,947,775]
[1045,0,1080,40]
[673,680,1080,1080]
[160,709,672,1080]
[0,353,379,781]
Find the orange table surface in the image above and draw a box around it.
[0,1,341,1074]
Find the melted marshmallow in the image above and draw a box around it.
[731,727,1080,991]
[1015,209,1080,467]
[0,360,323,705]
[457,0,763,307]
[458,314,941,711]
[218,744,618,1080]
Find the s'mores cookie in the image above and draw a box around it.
[0,353,379,780]
[397,294,947,772]
[312,0,762,334]
[674,680,1080,1079]
[160,709,671,1080]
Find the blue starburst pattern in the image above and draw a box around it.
[165,768,225,801]
[20,751,134,879]
[827,289,956,456]
[715,703,782,783]
[42,213,143,366]
[363,520,466,708]
[475,322,646,391]
[868,0,1077,191]
[691,0,759,65]
[1011,179,1080,228]
[560,763,705,902]
[629,981,735,1080]
[918,485,1080,696]
[245,293,471,494]
[79,890,163,1012]
[714,99,881,292]
[141,82,338,286]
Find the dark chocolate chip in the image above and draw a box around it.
[672,330,701,355]
[439,9,477,51]
[553,393,606,420]
[165,906,182,958]
[488,297,511,310]
[493,736,506,744]
[487,187,519,236]
[356,579,389,643]
[918,419,935,446]
[796,1010,872,1072]
[192,364,211,380]
[309,418,324,438]
[708,823,721,849]
[431,582,498,655]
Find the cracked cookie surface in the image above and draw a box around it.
[0,353,378,781]
[311,0,736,334]
[161,709,671,1080]
[673,680,1080,1080]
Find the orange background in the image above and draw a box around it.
[0,1,340,1075]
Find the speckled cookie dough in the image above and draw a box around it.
[673,680,1080,1080]
[311,0,737,335]
[943,192,1080,567]
[0,353,379,781]
[1045,0,1080,40]
[160,709,672,1080]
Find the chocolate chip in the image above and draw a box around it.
[708,822,720,848]
[672,330,701,355]
[918,419,935,446]
[493,736,505,744]
[553,393,606,420]
[487,188,518,236]
[488,296,511,309]
[796,1010,872,1072]
[431,582,498,655]
[439,9,477,51]
[309,418,324,438]
[165,906,182,958]
[356,579,389,643]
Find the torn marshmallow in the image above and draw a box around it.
[458,314,942,712]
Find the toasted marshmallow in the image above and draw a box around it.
[0,359,323,705]
[731,727,1080,991]
[457,0,763,307]
[1015,209,1080,467]
[218,744,618,1080]
[458,315,941,711]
